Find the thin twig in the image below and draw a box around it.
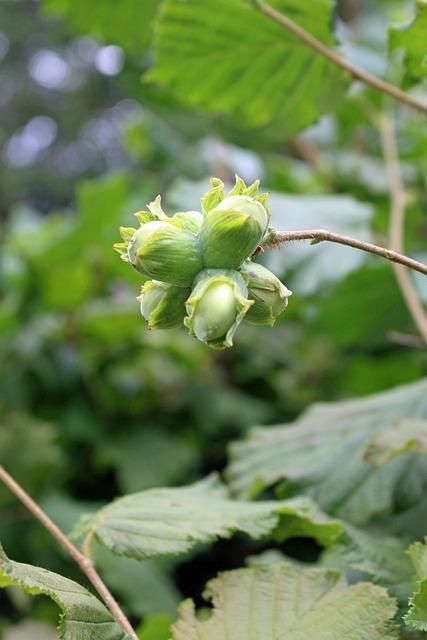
[379,114,427,344]
[0,465,138,640]
[255,0,427,115]
[263,229,427,276]
[388,330,425,349]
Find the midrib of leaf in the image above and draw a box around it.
[283,572,341,635]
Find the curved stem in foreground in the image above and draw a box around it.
[255,0,427,115]
[263,229,427,277]
[0,465,138,640]
[379,114,427,344]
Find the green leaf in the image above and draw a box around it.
[171,563,398,639]
[322,526,413,604]
[404,539,427,631]
[41,494,179,617]
[43,0,159,54]
[227,378,427,525]
[364,419,427,466]
[149,0,348,137]
[74,475,342,560]
[389,0,427,82]
[249,527,412,605]
[0,545,129,640]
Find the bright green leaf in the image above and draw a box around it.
[0,546,129,640]
[227,378,427,525]
[74,474,342,560]
[171,563,398,639]
[389,0,427,82]
[149,0,348,136]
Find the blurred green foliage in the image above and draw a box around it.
[0,0,426,636]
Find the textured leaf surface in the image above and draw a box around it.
[389,0,427,81]
[322,526,413,604]
[405,539,427,630]
[0,546,128,640]
[227,378,427,525]
[43,0,159,53]
[41,493,180,617]
[75,475,342,560]
[149,0,348,136]
[364,419,427,466]
[172,563,398,639]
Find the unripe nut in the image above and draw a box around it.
[128,221,203,287]
[185,269,253,349]
[201,196,269,270]
[138,280,189,330]
[240,261,292,326]
[214,195,268,233]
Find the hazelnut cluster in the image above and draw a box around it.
[114,177,291,348]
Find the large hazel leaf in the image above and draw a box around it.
[171,563,399,640]
[0,545,129,640]
[149,0,348,137]
[227,378,427,526]
[76,469,415,599]
[389,0,427,82]
[74,475,342,560]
